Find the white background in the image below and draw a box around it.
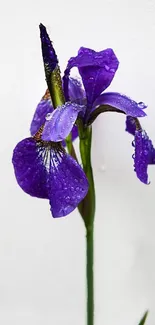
[0,0,155,324]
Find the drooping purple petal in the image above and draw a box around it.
[48,150,89,217]
[92,92,146,117]
[12,137,88,218]
[148,144,155,164]
[42,102,85,142]
[133,130,155,184]
[125,116,137,135]
[64,47,119,106]
[39,23,58,74]
[12,138,49,198]
[30,90,53,136]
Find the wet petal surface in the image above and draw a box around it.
[30,90,53,136]
[67,77,85,104]
[64,47,119,105]
[12,138,49,198]
[12,138,88,217]
[93,92,146,117]
[133,130,155,184]
[48,149,89,217]
[42,102,85,142]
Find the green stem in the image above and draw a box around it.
[78,124,95,325]
[86,226,94,325]
[65,133,78,162]
[78,125,95,227]
[65,133,72,154]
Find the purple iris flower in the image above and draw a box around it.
[12,24,89,218]
[12,23,151,219]
[41,46,146,143]
[126,116,155,184]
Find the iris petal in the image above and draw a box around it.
[12,137,89,217]
[134,130,155,184]
[92,92,146,117]
[67,77,85,104]
[48,149,89,217]
[30,90,53,136]
[12,138,49,198]
[30,90,79,143]
[126,118,155,166]
[125,116,137,135]
[64,47,119,105]
[42,102,85,142]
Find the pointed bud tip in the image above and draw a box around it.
[39,23,48,38]
[39,23,47,35]
[39,23,45,28]
[39,23,58,75]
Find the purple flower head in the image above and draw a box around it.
[12,24,153,220]
[42,46,146,142]
[30,25,149,185]
[62,47,146,125]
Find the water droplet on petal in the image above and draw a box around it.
[137,102,147,109]
[144,150,148,156]
[46,113,53,120]
[65,196,70,203]
[132,140,135,147]
[65,169,70,176]
[76,186,79,191]
[104,65,110,71]
[110,68,115,73]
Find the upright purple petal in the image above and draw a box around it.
[42,102,85,142]
[12,138,48,198]
[64,47,119,105]
[30,90,53,136]
[67,77,85,104]
[12,137,88,218]
[93,92,146,117]
[133,130,155,184]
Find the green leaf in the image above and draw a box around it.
[138,311,149,325]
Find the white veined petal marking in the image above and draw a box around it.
[36,141,64,172]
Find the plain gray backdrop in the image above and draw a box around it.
[1,0,155,324]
